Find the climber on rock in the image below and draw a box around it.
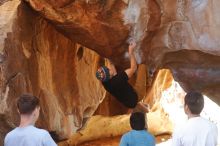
[95,40,149,113]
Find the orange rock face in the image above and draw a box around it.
[0,1,106,143]
[0,0,220,145]
[24,0,220,101]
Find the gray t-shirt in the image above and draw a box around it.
[4,125,57,146]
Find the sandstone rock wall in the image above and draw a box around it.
[0,0,220,145]
[0,1,159,143]
[23,0,220,102]
[65,112,172,145]
[0,1,106,143]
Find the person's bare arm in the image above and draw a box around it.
[106,60,117,77]
[125,41,137,78]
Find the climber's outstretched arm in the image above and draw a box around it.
[125,41,137,79]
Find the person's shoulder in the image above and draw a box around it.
[36,127,49,134]
[200,117,217,127]
[172,125,185,138]
[31,127,57,145]
[145,131,155,138]
[5,129,15,139]
[148,131,155,137]
[205,119,217,129]
[30,126,50,136]
[5,128,16,139]
[122,130,132,138]
[194,117,217,133]
[4,128,19,143]
[145,131,155,144]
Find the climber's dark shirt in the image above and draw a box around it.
[102,71,138,108]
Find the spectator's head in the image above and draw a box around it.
[17,94,40,122]
[130,112,146,130]
[96,66,110,82]
[184,91,204,115]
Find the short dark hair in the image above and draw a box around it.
[130,112,145,130]
[185,91,204,115]
[17,94,40,114]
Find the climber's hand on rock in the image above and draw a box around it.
[128,41,136,55]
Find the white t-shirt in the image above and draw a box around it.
[172,116,218,146]
[4,125,57,146]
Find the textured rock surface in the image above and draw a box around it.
[0,1,163,143]
[24,0,220,101]
[0,1,106,143]
[0,0,220,145]
[62,112,172,145]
